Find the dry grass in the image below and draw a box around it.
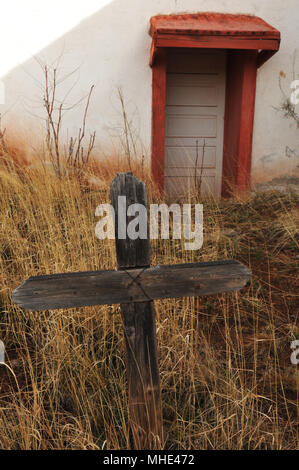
[0,155,298,450]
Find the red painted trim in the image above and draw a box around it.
[150,13,281,39]
[257,49,277,68]
[237,51,258,191]
[155,35,279,51]
[150,13,280,67]
[150,38,156,67]
[221,51,258,196]
[151,48,167,192]
[222,51,242,197]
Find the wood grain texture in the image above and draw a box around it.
[12,260,251,311]
[110,172,150,269]
[111,172,162,450]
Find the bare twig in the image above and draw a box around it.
[198,139,206,193]
[43,65,96,175]
[74,86,95,168]
[195,139,206,194]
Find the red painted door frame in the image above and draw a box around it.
[222,50,258,196]
[151,48,258,197]
[150,14,280,196]
[151,48,167,191]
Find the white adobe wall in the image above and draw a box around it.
[0,0,298,183]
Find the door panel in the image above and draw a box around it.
[164,50,227,198]
[165,146,216,169]
[167,75,219,106]
[165,175,216,197]
[166,115,217,138]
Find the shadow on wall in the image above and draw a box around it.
[0,0,157,159]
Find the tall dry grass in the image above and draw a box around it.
[0,155,298,450]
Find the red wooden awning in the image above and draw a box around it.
[150,13,280,67]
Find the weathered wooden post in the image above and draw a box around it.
[110,172,162,449]
[12,171,251,451]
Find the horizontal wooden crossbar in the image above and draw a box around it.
[12,260,251,311]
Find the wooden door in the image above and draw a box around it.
[164,49,227,197]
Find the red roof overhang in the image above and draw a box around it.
[150,13,281,67]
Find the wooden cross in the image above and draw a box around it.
[13,172,251,450]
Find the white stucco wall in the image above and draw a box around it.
[1,0,298,182]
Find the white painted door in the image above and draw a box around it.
[165,49,227,198]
